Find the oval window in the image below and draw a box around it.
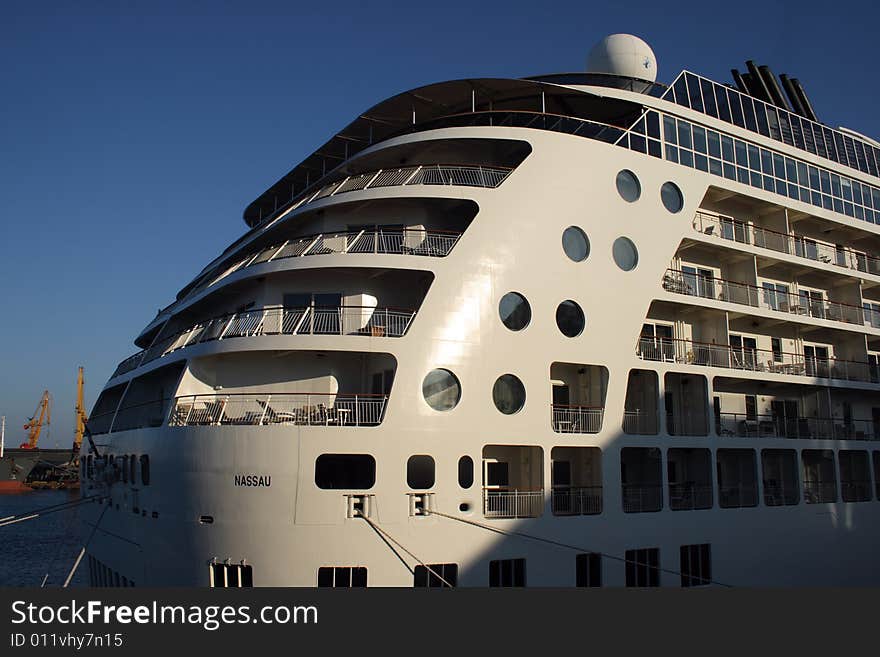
[458,456,474,489]
[556,300,585,337]
[493,374,526,415]
[499,292,531,331]
[422,369,461,411]
[562,226,590,262]
[661,181,684,213]
[616,169,641,202]
[613,237,639,271]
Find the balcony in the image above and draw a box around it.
[621,484,663,513]
[551,404,604,433]
[623,410,658,435]
[113,305,415,378]
[482,489,544,519]
[551,486,603,515]
[717,412,878,441]
[692,211,880,277]
[637,336,880,385]
[662,269,866,327]
[668,484,713,511]
[169,392,388,427]
[252,162,512,226]
[174,227,463,309]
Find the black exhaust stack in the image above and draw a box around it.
[731,69,749,95]
[779,74,807,117]
[791,78,819,122]
[745,60,773,102]
[758,65,791,111]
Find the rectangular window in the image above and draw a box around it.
[414,563,458,588]
[575,553,602,587]
[761,449,799,506]
[625,548,660,587]
[318,566,368,587]
[489,558,526,587]
[210,563,254,588]
[680,543,711,587]
[771,337,783,363]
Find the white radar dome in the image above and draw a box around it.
[586,34,657,82]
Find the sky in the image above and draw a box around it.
[0,0,877,447]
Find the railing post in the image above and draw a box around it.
[259,394,271,426]
[355,395,360,426]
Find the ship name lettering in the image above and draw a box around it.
[234,474,271,487]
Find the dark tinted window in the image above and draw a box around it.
[407,455,435,489]
[458,456,474,488]
[315,454,376,489]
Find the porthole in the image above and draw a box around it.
[616,169,641,202]
[499,292,531,331]
[612,237,639,271]
[562,226,590,262]
[661,181,684,213]
[493,374,525,415]
[458,456,474,489]
[459,502,471,513]
[555,300,585,337]
[422,369,461,411]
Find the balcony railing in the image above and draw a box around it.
[169,393,388,427]
[482,489,543,518]
[551,486,603,515]
[637,336,880,385]
[840,480,873,502]
[622,410,658,435]
[662,268,866,326]
[254,162,513,229]
[717,412,879,441]
[550,404,604,433]
[189,227,463,298]
[668,484,713,510]
[803,481,837,503]
[621,484,663,513]
[692,210,880,277]
[85,398,171,436]
[113,305,415,378]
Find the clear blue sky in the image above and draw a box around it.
[1,0,876,447]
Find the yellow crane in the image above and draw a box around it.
[20,390,51,449]
[73,366,87,456]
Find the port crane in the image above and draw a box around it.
[72,366,87,459]
[20,390,51,449]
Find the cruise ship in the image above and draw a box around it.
[79,35,880,587]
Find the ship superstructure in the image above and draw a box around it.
[80,35,880,587]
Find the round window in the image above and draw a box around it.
[422,369,461,411]
[556,300,585,337]
[499,292,531,331]
[493,374,525,415]
[562,226,590,262]
[661,181,684,213]
[616,169,641,202]
[612,237,639,271]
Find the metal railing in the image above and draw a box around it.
[169,393,388,427]
[637,336,880,384]
[622,410,658,435]
[665,413,709,437]
[718,485,759,508]
[114,305,415,377]
[717,412,879,440]
[840,480,873,502]
[187,227,463,299]
[482,489,544,518]
[662,268,866,326]
[668,484,713,510]
[252,160,511,230]
[762,484,800,506]
[803,481,838,503]
[550,404,604,433]
[621,484,663,513]
[551,486,603,515]
[692,211,880,276]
